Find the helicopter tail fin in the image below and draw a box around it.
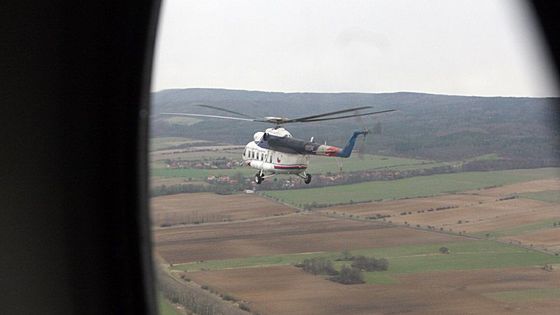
[336,130,369,158]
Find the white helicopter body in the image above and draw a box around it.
[161,105,395,184]
[242,127,368,184]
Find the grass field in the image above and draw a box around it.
[158,293,182,315]
[151,167,254,180]
[150,151,508,183]
[172,240,560,284]
[520,190,560,203]
[152,149,243,160]
[151,154,433,181]
[263,168,560,206]
[151,137,206,151]
[307,154,434,173]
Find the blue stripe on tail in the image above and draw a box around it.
[336,130,367,158]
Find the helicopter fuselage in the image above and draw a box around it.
[161,105,392,184]
[242,127,367,184]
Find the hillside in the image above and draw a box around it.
[151,88,559,163]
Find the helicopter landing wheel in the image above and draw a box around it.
[255,173,263,184]
[304,173,312,184]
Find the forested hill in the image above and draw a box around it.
[151,88,559,163]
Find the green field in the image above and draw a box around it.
[309,153,500,173]
[151,167,255,180]
[263,168,560,206]
[171,240,560,284]
[473,218,560,238]
[151,154,431,179]
[150,153,513,183]
[151,137,207,151]
[307,155,434,173]
[520,190,560,203]
[150,154,435,181]
[158,293,182,315]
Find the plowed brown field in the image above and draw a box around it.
[470,179,560,197]
[320,180,560,238]
[505,229,560,251]
[151,193,294,226]
[154,214,463,263]
[187,266,560,315]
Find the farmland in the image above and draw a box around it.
[184,265,560,315]
[171,240,560,276]
[520,190,560,203]
[151,192,295,226]
[149,143,438,183]
[263,168,560,206]
[151,162,560,314]
[316,178,560,254]
[155,213,461,263]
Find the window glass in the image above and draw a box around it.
[151,1,559,314]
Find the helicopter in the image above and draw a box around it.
[162,105,395,184]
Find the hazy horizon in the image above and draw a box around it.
[152,0,558,97]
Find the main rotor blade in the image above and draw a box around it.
[285,106,372,123]
[195,104,258,119]
[298,109,396,123]
[160,112,264,122]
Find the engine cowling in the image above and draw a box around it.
[253,132,264,142]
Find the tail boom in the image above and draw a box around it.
[315,130,368,158]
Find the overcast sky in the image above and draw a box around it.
[152,0,558,97]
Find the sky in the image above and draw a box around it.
[152,0,558,97]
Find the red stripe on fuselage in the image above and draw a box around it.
[274,165,307,170]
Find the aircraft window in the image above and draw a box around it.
[150,2,559,315]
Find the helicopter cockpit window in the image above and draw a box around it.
[151,1,559,314]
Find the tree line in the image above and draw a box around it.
[295,252,389,285]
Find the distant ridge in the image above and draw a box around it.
[151,88,559,163]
